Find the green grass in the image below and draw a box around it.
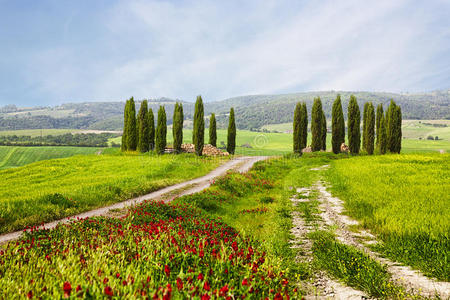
[0,146,103,170]
[0,152,225,234]
[0,129,81,137]
[325,154,450,280]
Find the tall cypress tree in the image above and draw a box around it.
[311,97,323,151]
[394,105,402,153]
[126,97,137,151]
[209,113,217,147]
[331,94,345,154]
[376,104,384,146]
[227,108,236,154]
[387,99,397,153]
[300,102,308,149]
[121,99,129,151]
[137,100,149,153]
[148,108,155,150]
[362,102,370,151]
[347,95,361,154]
[293,102,302,154]
[192,96,205,156]
[155,106,167,155]
[321,111,327,151]
[173,102,183,153]
[366,102,375,155]
[379,115,387,154]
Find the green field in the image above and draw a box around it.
[0,146,103,170]
[325,154,450,280]
[0,153,225,234]
[0,129,81,137]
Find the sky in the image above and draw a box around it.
[0,0,449,106]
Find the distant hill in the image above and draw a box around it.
[1,90,449,131]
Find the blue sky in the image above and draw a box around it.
[0,0,449,106]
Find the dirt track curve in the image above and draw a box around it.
[0,156,268,245]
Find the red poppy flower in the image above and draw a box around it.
[176,278,183,290]
[27,291,32,299]
[201,294,211,300]
[104,286,113,297]
[242,278,248,286]
[76,285,82,292]
[164,265,170,277]
[63,282,72,296]
[219,285,229,296]
[274,292,283,300]
[116,272,120,278]
[197,273,204,281]
[103,277,109,284]
[203,281,210,291]
[122,280,127,286]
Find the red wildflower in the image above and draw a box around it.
[103,277,109,284]
[164,265,170,277]
[76,285,82,292]
[274,293,283,300]
[104,286,113,297]
[242,278,248,286]
[176,278,183,290]
[197,273,204,281]
[27,291,32,299]
[282,278,288,286]
[201,294,211,300]
[203,281,210,291]
[63,282,72,296]
[219,285,229,297]
[122,280,127,286]
[116,272,120,278]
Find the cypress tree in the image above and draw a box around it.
[293,102,302,154]
[126,97,137,151]
[137,100,149,153]
[379,115,387,154]
[366,102,375,155]
[148,108,155,150]
[300,102,308,149]
[193,96,205,156]
[347,95,361,154]
[121,99,129,151]
[173,102,183,153]
[376,104,384,146]
[362,102,370,151]
[394,105,402,153]
[311,97,323,151]
[331,94,345,154]
[321,111,327,151]
[387,99,397,153]
[227,108,236,154]
[209,113,217,147]
[155,106,167,155]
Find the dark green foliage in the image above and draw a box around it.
[227,108,236,154]
[300,102,308,149]
[311,97,323,151]
[331,95,345,154]
[209,113,217,147]
[172,103,183,153]
[148,108,155,150]
[126,97,137,151]
[121,100,129,151]
[137,100,149,153]
[0,132,117,147]
[376,104,384,146]
[347,95,361,154]
[155,106,167,155]
[366,103,375,155]
[293,102,302,154]
[321,111,327,151]
[193,96,205,156]
[379,115,387,154]
[387,100,402,153]
[362,102,370,151]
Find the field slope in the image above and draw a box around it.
[0,153,224,234]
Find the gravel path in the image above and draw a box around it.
[0,156,268,245]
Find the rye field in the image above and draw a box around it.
[0,153,224,234]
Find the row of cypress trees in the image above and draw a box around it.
[292,95,402,155]
[121,96,236,156]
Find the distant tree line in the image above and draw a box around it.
[292,95,402,155]
[0,133,117,147]
[121,96,236,155]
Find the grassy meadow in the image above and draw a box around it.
[0,146,103,170]
[0,129,81,137]
[325,154,450,280]
[0,152,225,234]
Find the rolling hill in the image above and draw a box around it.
[1,90,449,131]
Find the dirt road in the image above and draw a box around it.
[0,156,268,245]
